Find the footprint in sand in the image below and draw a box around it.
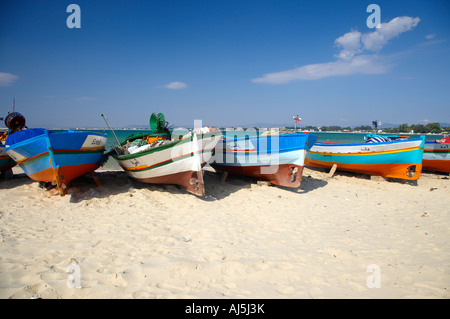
[221,261,246,276]
[277,285,295,295]
[99,273,128,288]
[9,283,60,299]
[308,287,324,298]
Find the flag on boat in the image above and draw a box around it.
[436,136,450,143]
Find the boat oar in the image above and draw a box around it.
[101,113,121,155]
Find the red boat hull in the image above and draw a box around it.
[134,169,205,196]
[422,159,450,173]
[27,162,101,187]
[212,163,304,188]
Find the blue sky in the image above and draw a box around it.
[1,0,449,128]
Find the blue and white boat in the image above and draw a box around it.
[211,132,317,188]
[5,128,107,195]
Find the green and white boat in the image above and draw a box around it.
[108,113,221,196]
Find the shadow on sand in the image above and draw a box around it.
[0,170,35,189]
[67,170,134,203]
[3,167,330,202]
[201,169,329,201]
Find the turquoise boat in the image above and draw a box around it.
[305,135,426,180]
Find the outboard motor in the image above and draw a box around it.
[4,112,26,132]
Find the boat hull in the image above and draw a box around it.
[305,137,425,180]
[1,146,16,172]
[5,129,107,194]
[112,131,221,196]
[211,133,316,188]
[213,162,305,187]
[24,162,104,184]
[422,141,450,173]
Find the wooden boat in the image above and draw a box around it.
[211,132,317,188]
[304,134,426,180]
[0,135,16,173]
[1,111,28,174]
[109,113,221,196]
[5,128,107,195]
[422,136,450,173]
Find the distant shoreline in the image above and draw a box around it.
[48,128,448,136]
[1,126,447,136]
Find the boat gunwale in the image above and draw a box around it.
[5,129,107,150]
[112,131,220,161]
[216,146,309,156]
[425,141,450,144]
[219,132,311,142]
[218,133,314,154]
[308,145,421,157]
[312,137,424,148]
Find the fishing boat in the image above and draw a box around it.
[1,110,28,175]
[304,134,426,180]
[1,132,16,173]
[211,131,318,188]
[107,113,221,196]
[422,136,450,173]
[5,128,107,195]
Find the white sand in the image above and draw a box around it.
[0,166,449,299]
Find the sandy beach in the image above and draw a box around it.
[0,165,449,299]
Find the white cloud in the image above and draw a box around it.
[252,55,388,84]
[362,16,420,51]
[334,31,362,60]
[425,33,436,40]
[74,96,96,101]
[252,16,420,84]
[0,72,19,86]
[165,81,188,89]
